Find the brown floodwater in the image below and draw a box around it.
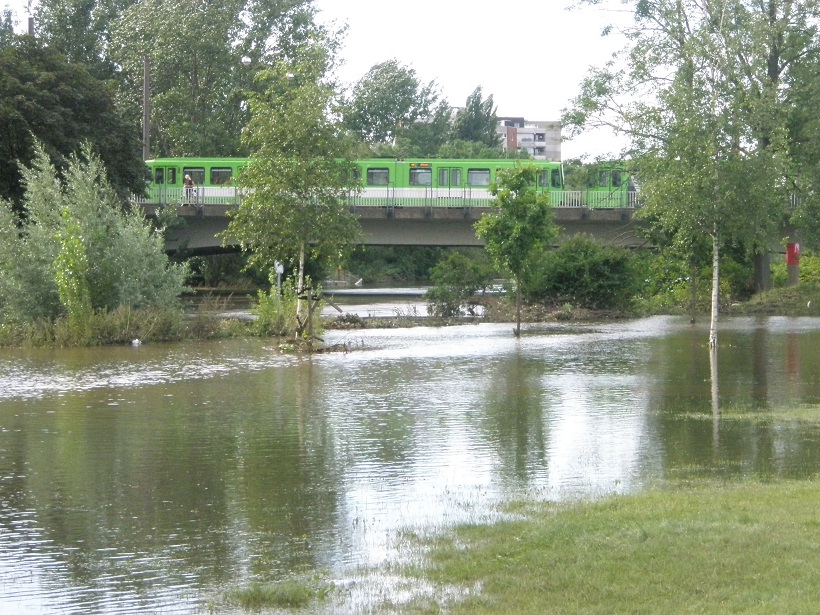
[1,315,820,613]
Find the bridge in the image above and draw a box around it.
[137,191,647,253]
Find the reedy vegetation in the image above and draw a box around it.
[0,143,187,345]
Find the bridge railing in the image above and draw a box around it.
[134,187,244,206]
[135,188,640,209]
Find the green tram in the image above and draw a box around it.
[141,157,635,208]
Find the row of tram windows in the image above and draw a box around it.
[358,167,562,189]
[590,169,627,189]
[150,166,239,186]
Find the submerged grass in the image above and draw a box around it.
[666,403,820,424]
[402,480,820,614]
[225,578,331,610]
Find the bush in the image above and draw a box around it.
[771,248,820,287]
[0,142,187,334]
[253,278,299,336]
[426,251,494,317]
[524,234,637,310]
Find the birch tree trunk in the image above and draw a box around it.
[515,275,522,337]
[296,241,306,337]
[709,227,719,349]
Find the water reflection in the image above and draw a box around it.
[1,317,820,613]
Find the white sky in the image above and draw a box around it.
[4,0,632,159]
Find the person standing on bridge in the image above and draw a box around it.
[184,174,195,204]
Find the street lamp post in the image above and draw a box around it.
[143,56,151,161]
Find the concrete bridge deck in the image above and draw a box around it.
[139,202,648,252]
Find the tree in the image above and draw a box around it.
[33,0,133,77]
[426,251,495,318]
[452,86,500,148]
[524,234,636,310]
[0,7,15,47]
[344,59,442,145]
[475,165,558,336]
[394,99,453,157]
[0,36,144,205]
[226,38,360,342]
[0,142,186,333]
[563,0,811,347]
[109,0,321,157]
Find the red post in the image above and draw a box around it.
[786,242,800,286]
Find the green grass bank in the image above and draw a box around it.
[398,479,820,614]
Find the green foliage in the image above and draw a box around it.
[33,0,125,70]
[426,251,494,318]
[108,0,323,157]
[436,139,507,159]
[0,8,14,47]
[563,0,808,338]
[394,99,454,157]
[452,86,500,148]
[344,59,442,144]
[186,252,267,289]
[0,305,186,347]
[253,278,299,337]
[771,249,820,287]
[475,165,558,334]
[0,36,144,205]
[0,142,187,337]
[347,246,448,284]
[524,234,636,310]
[228,41,360,278]
[631,250,750,315]
[226,578,331,610]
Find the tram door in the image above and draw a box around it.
[437,167,463,201]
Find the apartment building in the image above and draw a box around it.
[497,117,561,161]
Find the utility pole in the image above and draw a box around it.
[142,56,151,161]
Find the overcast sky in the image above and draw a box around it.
[5,0,632,158]
[314,1,632,158]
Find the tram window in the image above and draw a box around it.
[366,168,389,186]
[167,168,177,185]
[438,169,448,186]
[211,167,233,185]
[452,169,461,186]
[467,169,491,186]
[552,169,562,188]
[154,167,164,185]
[409,168,432,186]
[183,168,205,186]
[612,170,622,188]
[599,170,609,188]
[538,171,548,187]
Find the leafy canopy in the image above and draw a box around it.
[0,142,186,325]
[475,165,558,335]
[344,59,442,145]
[226,36,360,278]
[0,36,144,205]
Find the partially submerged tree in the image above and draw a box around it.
[475,165,558,336]
[226,36,360,342]
[563,0,811,347]
[426,251,495,318]
[0,142,186,341]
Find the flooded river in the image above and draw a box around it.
[1,315,820,613]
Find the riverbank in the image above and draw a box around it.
[393,478,820,614]
[221,477,820,614]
